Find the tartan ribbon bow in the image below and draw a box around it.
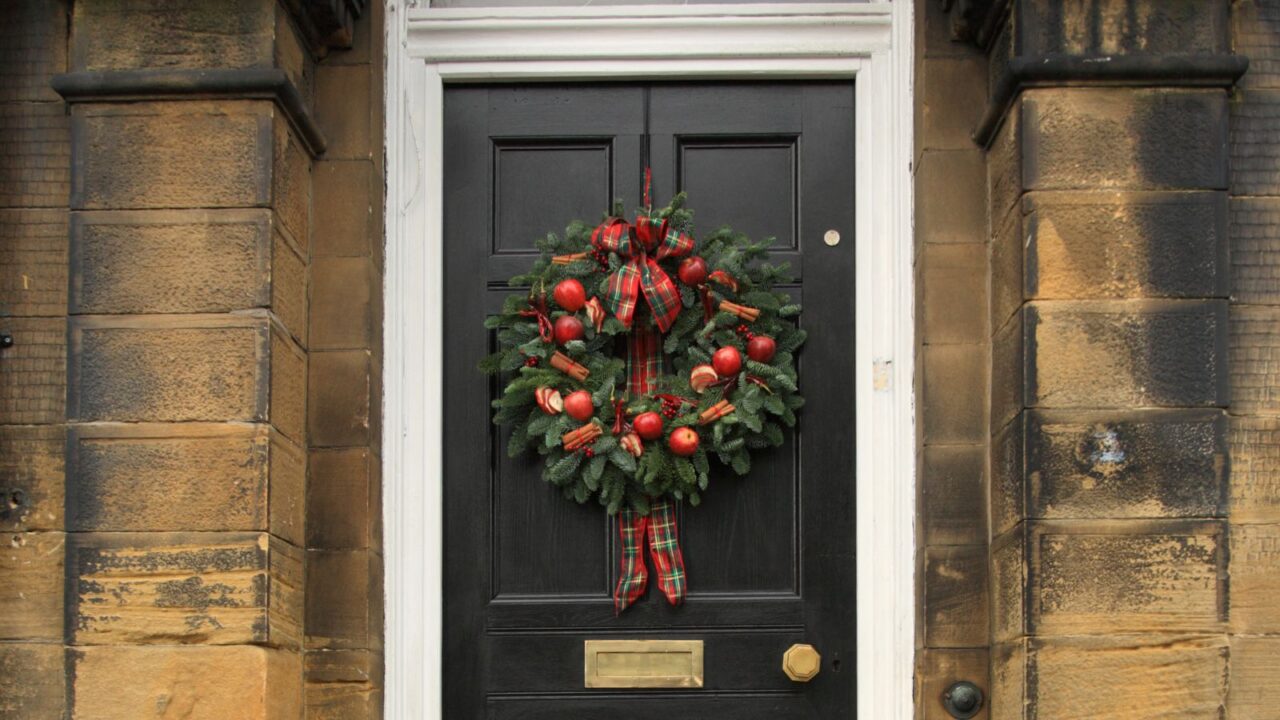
[591,215,695,333]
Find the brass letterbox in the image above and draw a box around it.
[583,639,705,689]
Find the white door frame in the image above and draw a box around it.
[382,3,916,717]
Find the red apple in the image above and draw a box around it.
[553,315,585,345]
[553,279,587,312]
[712,346,743,377]
[746,335,777,363]
[677,256,709,286]
[633,411,664,441]
[563,390,594,421]
[668,427,700,457]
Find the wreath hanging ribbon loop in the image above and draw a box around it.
[591,215,694,333]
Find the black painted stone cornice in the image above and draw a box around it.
[52,68,327,157]
[960,0,1247,147]
[973,53,1249,146]
[942,0,1009,50]
[281,0,367,55]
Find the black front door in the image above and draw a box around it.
[443,83,856,719]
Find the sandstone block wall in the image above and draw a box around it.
[1229,1,1280,716]
[0,1,383,717]
[0,2,71,715]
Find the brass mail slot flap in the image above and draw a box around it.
[584,639,704,689]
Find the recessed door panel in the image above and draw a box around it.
[493,447,611,598]
[677,137,799,251]
[494,141,614,254]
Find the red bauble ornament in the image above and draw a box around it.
[668,427,700,457]
[678,256,709,286]
[712,346,743,377]
[553,315,585,345]
[633,411,664,441]
[553,279,587,312]
[746,335,777,363]
[563,390,594,421]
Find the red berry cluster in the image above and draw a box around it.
[524,356,539,367]
[584,447,595,459]
[736,323,757,342]
[660,397,683,419]
[589,247,610,268]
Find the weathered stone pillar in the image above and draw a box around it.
[913,1,993,716]
[970,1,1245,716]
[31,0,361,716]
[302,2,386,715]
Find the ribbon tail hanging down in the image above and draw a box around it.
[647,498,686,606]
[613,325,688,612]
[614,509,650,614]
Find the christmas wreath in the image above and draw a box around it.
[481,188,805,612]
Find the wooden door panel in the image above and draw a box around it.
[677,137,800,252]
[445,83,856,719]
[681,451,800,596]
[486,594,804,630]
[487,631,803,693]
[494,141,616,254]
[480,85,644,284]
[488,696,813,720]
[493,449,611,598]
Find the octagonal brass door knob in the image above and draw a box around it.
[782,643,822,682]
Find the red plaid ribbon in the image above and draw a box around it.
[626,324,662,396]
[615,499,686,612]
[591,216,694,333]
[614,325,688,613]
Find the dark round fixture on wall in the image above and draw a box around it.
[942,680,984,719]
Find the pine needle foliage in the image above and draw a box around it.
[481,195,806,514]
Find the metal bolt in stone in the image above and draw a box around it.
[942,681,983,719]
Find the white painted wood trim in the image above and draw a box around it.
[405,4,892,63]
[383,2,916,718]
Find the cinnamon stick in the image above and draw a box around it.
[563,422,603,451]
[552,252,589,265]
[550,351,590,381]
[698,400,735,425]
[719,300,760,322]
